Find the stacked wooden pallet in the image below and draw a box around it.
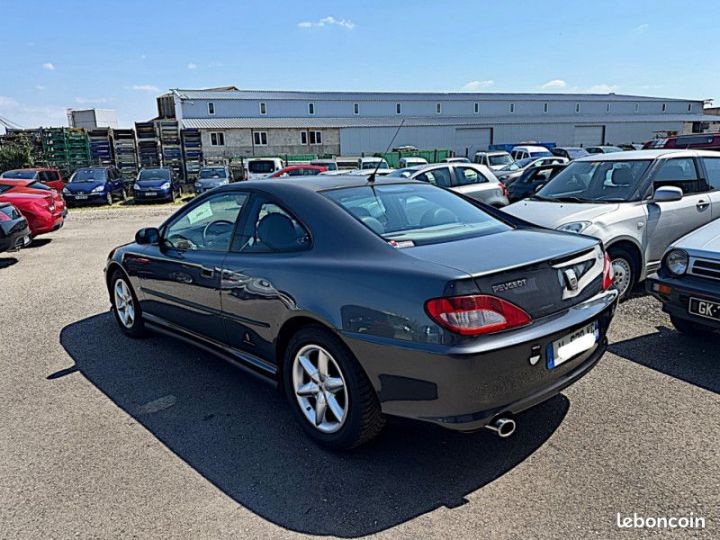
[113,129,139,179]
[135,122,160,168]
[181,128,202,181]
[158,120,183,180]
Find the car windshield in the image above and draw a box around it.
[248,160,276,173]
[199,168,227,179]
[1,170,36,179]
[501,157,535,171]
[323,183,511,245]
[139,169,170,181]
[530,151,553,157]
[361,160,389,170]
[488,154,513,166]
[386,168,415,178]
[536,159,652,203]
[70,169,107,182]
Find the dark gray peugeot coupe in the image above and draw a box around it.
[105,176,618,449]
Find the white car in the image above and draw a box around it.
[358,157,394,175]
[503,149,720,298]
[398,156,429,168]
[474,151,514,170]
[244,158,285,180]
[511,145,554,161]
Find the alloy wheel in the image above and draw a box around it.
[114,278,135,328]
[611,257,632,297]
[292,344,348,433]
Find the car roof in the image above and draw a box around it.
[224,174,422,192]
[513,145,549,151]
[574,149,719,162]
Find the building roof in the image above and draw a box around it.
[171,89,698,103]
[181,114,714,130]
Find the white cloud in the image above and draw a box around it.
[298,16,355,30]
[75,96,108,105]
[540,79,567,90]
[634,23,649,34]
[0,96,19,108]
[461,80,495,91]
[35,85,46,91]
[42,62,55,70]
[128,84,160,93]
[187,63,198,70]
[585,84,619,94]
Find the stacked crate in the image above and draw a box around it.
[135,121,160,168]
[41,127,91,171]
[181,128,202,181]
[113,129,139,179]
[88,128,114,166]
[158,120,184,181]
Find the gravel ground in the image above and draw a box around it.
[1,206,718,539]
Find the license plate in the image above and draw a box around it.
[547,321,599,369]
[22,235,31,246]
[689,297,720,321]
[143,192,157,197]
[75,194,88,200]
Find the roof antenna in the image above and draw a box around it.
[368,119,405,183]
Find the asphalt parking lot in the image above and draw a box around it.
[1,206,718,539]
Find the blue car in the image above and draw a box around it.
[133,168,181,203]
[63,166,127,206]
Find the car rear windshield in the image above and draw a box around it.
[323,183,511,246]
[536,159,652,203]
[199,168,227,179]
[248,160,276,173]
[0,170,36,179]
[71,169,107,182]
[28,181,52,191]
[361,160,389,170]
[139,169,170,180]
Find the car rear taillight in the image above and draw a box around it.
[425,294,532,336]
[499,182,508,197]
[602,252,614,290]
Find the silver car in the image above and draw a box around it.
[195,165,233,194]
[503,149,720,298]
[387,163,509,207]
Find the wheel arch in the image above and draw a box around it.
[105,261,131,300]
[605,237,644,279]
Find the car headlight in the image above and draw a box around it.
[91,185,104,193]
[62,187,70,194]
[218,179,229,186]
[665,249,689,276]
[133,183,141,190]
[557,221,591,234]
[195,182,202,189]
[160,182,171,190]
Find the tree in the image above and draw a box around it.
[0,136,34,171]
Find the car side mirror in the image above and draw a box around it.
[135,227,160,245]
[653,186,683,203]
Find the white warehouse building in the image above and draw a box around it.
[160,88,712,159]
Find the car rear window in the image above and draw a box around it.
[248,160,277,173]
[323,183,511,246]
[1,170,36,179]
[0,205,21,220]
[139,169,171,180]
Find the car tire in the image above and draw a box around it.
[110,270,147,338]
[283,325,385,450]
[608,246,636,300]
[670,314,715,336]
[106,193,113,206]
[121,188,128,201]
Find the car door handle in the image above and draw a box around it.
[697,200,710,210]
[201,267,214,278]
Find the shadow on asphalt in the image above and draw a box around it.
[0,256,18,269]
[58,312,569,537]
[27,238,52,249]
[609,325,719,394]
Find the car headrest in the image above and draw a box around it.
[361,216,385,235]
[420,208,457,227]
[350,206,371,218]
[611,168,633,186]
[257,213,298,251]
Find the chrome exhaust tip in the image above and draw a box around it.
[485,417,516,438]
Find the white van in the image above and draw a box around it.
[510,145,553,161]
[398,156,429,168]
[244,157,285,180]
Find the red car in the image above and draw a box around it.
[0,188,63,237]
[0,178,67,218]
[268,165,328,178]
[0,168,65,191]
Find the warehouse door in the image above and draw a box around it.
[455,128,492,157]
[574,125,605,146]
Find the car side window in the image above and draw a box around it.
[164,192,248,252]
[701,158,720,190]
[234,196,311,253]
[653,158,708,194]
[416,167,452,188]
[454,166,487,186]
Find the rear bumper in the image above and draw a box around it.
[134,189,172,201]
[65,192,107,205]
[0,223,31,252]
[647,273,720,329]
[344,289,618,431]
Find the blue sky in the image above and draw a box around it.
[0,0,716,129]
